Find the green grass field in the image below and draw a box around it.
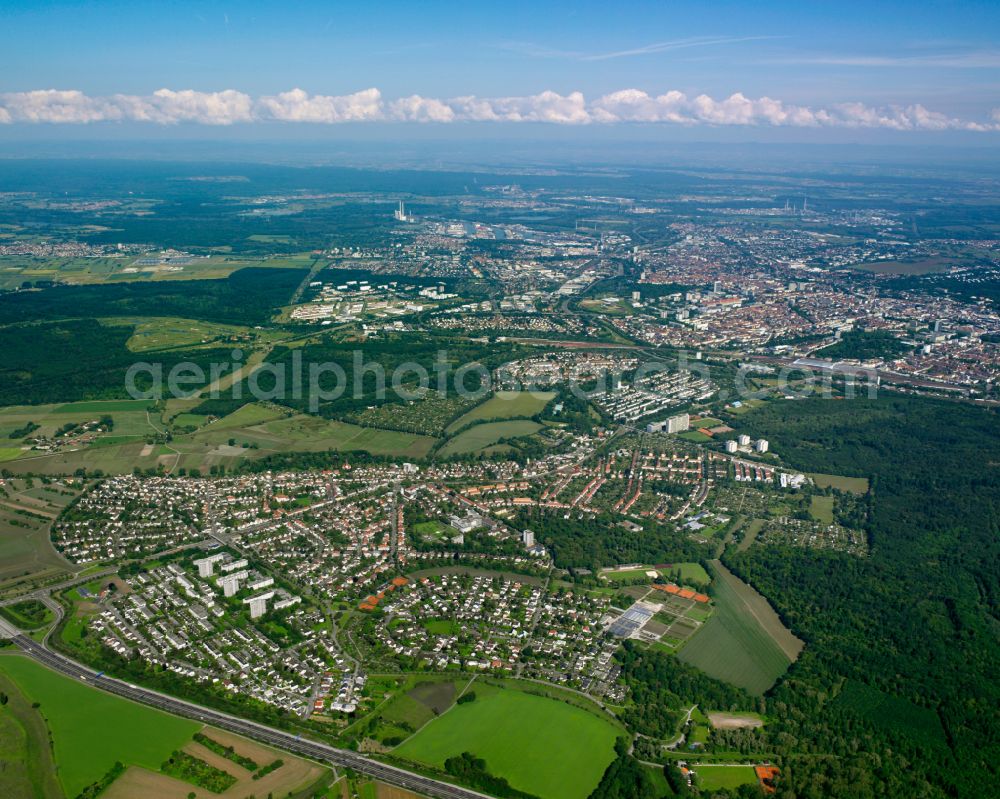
[106,316,256,352]
[810,495,835,524]
[736,519,765,554]
[394,685,619,799]
[0,655,199,797]
[0,446,22,462]
[205,401,288,429]
[438,420,542,456]
[694,764,757,791]
[0,669,62,798]
[678,561,803,695]
[444,391,554,435]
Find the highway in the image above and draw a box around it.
[0,621,495,799]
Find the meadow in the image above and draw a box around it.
[393,684,619,799]
[809,495,835,524]
[0,655,199,797]
[808,472,870,494]
[677,561,803,695]
[437,420,542,456]
[444,391,554,435]
[0,669,63,799]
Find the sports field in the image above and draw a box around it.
[438,420,542,456]
[394,685,619,799]
[444,391,554,434]
[0,655,199,797]
[694,764,758,791]
[678,561,803,695]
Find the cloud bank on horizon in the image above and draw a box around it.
[1,87,998,132]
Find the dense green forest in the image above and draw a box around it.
[230,333,534,418]
[726,395,1000,799]
[513,509,708,571]
[0,319,235,405]
[0,266,305,326]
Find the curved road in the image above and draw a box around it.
[0,621,494,799]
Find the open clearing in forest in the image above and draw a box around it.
[678,561,803,695]
[808,473,870,494]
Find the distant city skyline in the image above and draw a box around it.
[2,0,999,137]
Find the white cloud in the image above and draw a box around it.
[0,88,252,125]
[255,88,382,122]
[128,89,254,125]
[0,87,996,131]
[0,89,121,123]
[477,91,592,124]
[388,95,455,123]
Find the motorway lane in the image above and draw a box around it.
[5,632,495,799]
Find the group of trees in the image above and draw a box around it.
[727,395,1000,798]
[513,509,708,571]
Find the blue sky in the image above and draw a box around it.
[1,0,998,136]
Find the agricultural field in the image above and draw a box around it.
[677,561,803,695]
[0,399,154,443]
[1,406,438,474]
[0,668,63,799]
[437,420,542,456]
[102,727,329,799]
[393,683,620,799]
[195,401,290,429]
[808,472,870,494]
[365,679,459,746]
[0,477,78,588]
[196,413,438,459]
[444,391,555,435]
[0,655,199,797]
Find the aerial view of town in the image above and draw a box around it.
[1,3,998,799]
